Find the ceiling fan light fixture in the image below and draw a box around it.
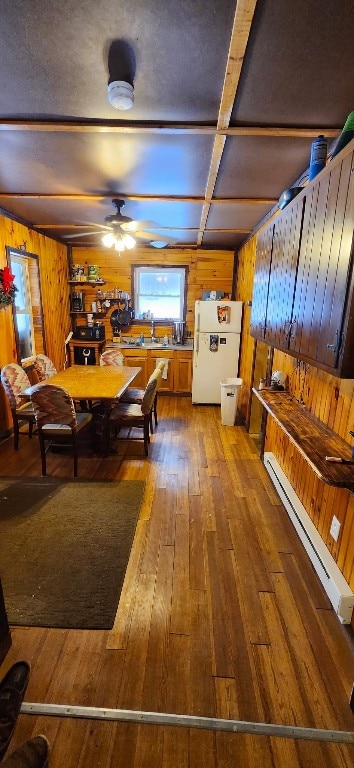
[122,233,136,249]
[102,232,116,247]
[108,80,134,110]
[114,237,126,251]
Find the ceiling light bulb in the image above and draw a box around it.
[122,233,136,249]
[108,80,134,111]
[114,237,126,251]
[102,233,115,247]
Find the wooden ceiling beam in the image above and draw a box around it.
[198,0,258,245]
[0,120,340,139]
[0,193,277,205]
[36,224,252,233]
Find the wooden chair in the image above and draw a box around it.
[108,376,158,456]
[100,349,124,366]
[33,354,57,381]
[120,360,165,431]
[30,383,93,477]
[0,363,36,449]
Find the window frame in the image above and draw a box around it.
[6,247,45,364]
[131,264,188,322]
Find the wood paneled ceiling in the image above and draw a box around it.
[0,0,353,251]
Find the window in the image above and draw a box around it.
[7,248,44,363]
[10,254,36,360]
[132,266,187,321]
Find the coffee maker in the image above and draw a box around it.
[173,321,186,345]
[70,292,84,312]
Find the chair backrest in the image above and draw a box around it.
[141,377,158,415]
[30,383,77,428]
[149,367,163,391]
[33,354,57,381]
[1,363,31,408]
[100,349,124,367]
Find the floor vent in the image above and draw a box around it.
[263,451,354,624]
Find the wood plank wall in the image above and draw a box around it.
[236,234,354,625]
[234,238,257,424]
[1,228,234,431]
[0,212,70,433]
[71,246,234,339]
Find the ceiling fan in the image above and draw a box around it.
[65,199,175,250]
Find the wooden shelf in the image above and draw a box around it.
[253,388,354,490]
[67,280,107,286]
[70,311,106,316]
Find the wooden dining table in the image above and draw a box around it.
[23,364,141,455]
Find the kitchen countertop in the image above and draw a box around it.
[106,340,194,352]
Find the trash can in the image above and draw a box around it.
[220,377,242,426]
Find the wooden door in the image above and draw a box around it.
[265,195,304,350]
[250,221,274,340]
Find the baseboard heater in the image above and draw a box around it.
[263,452,354,624]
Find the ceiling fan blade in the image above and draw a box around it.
[120,220,157,232]
[135,231,176,243]
[84,222,113,231]
[63,230,107,239]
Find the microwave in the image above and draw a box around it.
[73,325,105,341]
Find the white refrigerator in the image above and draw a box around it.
[192,300,242,404]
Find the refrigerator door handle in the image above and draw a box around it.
[195,334,199,361]
[196,309,200,333]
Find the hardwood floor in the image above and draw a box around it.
[0,396,353,767]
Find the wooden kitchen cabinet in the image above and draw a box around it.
[174,350,193,393]
[250,140,354,378]
[249,222,273,340]
[250,190,304,349]
[117,347,193,393]
[265,194,304,349]
[122,348,149,388]
[290,147,354,374]
[148,350,174,392]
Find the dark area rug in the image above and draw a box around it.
[0,477,145,629]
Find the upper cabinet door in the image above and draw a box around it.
[290,150,353,368]
[250,221,274,340]
[320,150,353,371]
[249,139,354,376]
[265,195,305,350]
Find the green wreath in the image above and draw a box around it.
[0,267,18,307]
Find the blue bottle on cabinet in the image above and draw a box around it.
[309,135,327,181]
